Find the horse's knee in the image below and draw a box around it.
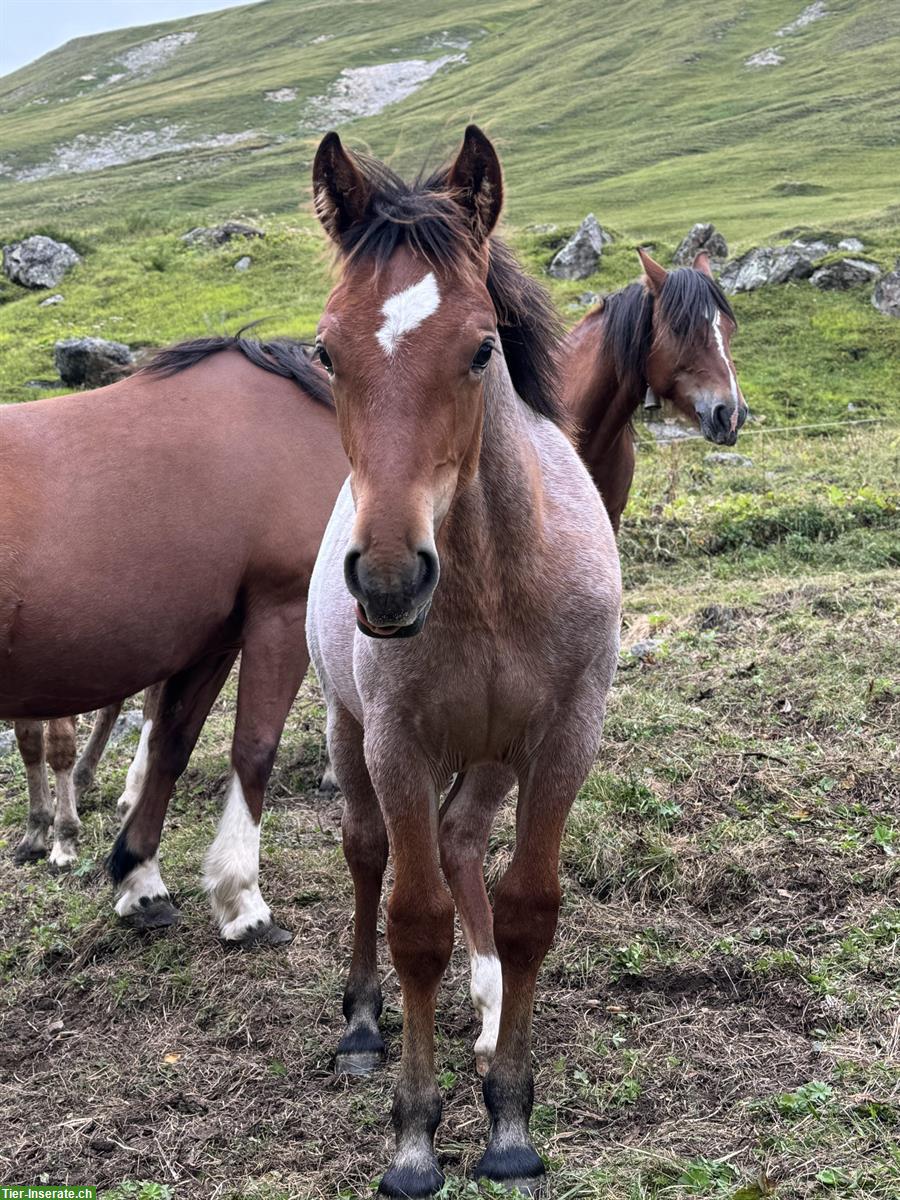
[493,874,560,971]
[387,885,454,987]
[46,717,77,772]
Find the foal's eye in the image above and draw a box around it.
[315,343,334,375]
[470,340,494,374]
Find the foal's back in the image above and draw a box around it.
[0,350,342,716]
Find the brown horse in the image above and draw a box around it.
[1,337,347,942]
[307,127,621,1196]
[564,248,746,531]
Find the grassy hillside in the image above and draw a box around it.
[1,0,899,238]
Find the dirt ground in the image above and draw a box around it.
[1,433,898,1200]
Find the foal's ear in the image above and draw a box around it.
[693,250,713,277]
[637,247,668,295]
[448,124,503,241]
[312,131,370,242]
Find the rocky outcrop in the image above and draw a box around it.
[548,214,612,280]
[810,258,881,290]
[672,223,728,266]
[719,238,834,293]
[181,221,265,247]
[54,337,134,388]
[872,260,900,318]
[2,235,80,288]
[838,237,864,252]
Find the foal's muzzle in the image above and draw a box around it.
[344,546,439,639]
[695,396,748,447]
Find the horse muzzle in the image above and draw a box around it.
[695,397,748,446]
[344,545,439,640]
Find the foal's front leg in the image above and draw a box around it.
[46,716,80,868]
[475,743,599,1193]
[367,736,455,1199]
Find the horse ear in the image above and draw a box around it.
[312,131,370,243]
[448,125,503,241]
[693,250,713,277]
[637,247,668,295]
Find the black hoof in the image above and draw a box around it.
[228,920,294,949]
[12,843,47,865]
[378,1159,444,1198]
[123,897,181,930]
[475,1143,546,1193]
[335,1048,385,1076]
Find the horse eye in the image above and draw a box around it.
[316,343,334,375]
[471,340,494,373]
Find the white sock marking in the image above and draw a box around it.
[116,718,152,820]
[470,952,503,1070]
[203,775,271,940]
[115,854,168,916]
[376,272,440,356]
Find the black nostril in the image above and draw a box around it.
[415,548,440,598]
[344,549,363,599]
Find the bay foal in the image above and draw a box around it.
[307,128,621,1195]
[1,337,347,942]
[564,248,747,530]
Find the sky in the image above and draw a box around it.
[0,0,261,77]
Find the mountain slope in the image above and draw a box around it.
[1,0,899,240]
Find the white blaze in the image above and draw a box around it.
[711,310,742,413]
[376,272,441,356]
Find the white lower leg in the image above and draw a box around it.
[114,854,169,916]
[49,767,81,868]
[203,775,271,940]
[116,719,152,820]
[471,952,503,1074]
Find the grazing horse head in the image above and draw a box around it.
[313,125,560,637]
[635,247,747,444]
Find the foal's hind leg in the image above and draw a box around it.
[46,716,80,869]
[328,700,389,1074]
[108,653,237,929]
[203,604,308,946]
[116,683,163,821]
[73,702,122,800]
[439,765,515,1075]
[12,720,52,863]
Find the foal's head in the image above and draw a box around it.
[618,249,747,445]
[312,126,517,637]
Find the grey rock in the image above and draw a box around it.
[788,237,833,260]
[672,222,728,267]
[810,258,881,291]
[109,710,146,744]
[720,244,822,293]
[705,451,753,467]
[0,727,17,756]
[39,293,64,307]
[24,379,58,388]
[54,337,134,388]
[548,214,611,280]
[838,237,864,252]
[2,235,80,289]
[697,604,737,630]
[234,255,252,271]
[181,221,265,248]
[628,639,662,662]
[872,259,900,318]
[577,291,600,306]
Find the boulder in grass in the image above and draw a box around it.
[2,235,80,289]
[548,214,612,280]
[672,222,728,267]
[838,237,864,252]
[872,259,900,318]
[54,337,134,388]
[810,258,881,291]
[181,221,265,248]
[719,244,823,293]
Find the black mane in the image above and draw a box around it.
[140,332,333,407]
[602,268,736,395]
[329,151,564,425]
